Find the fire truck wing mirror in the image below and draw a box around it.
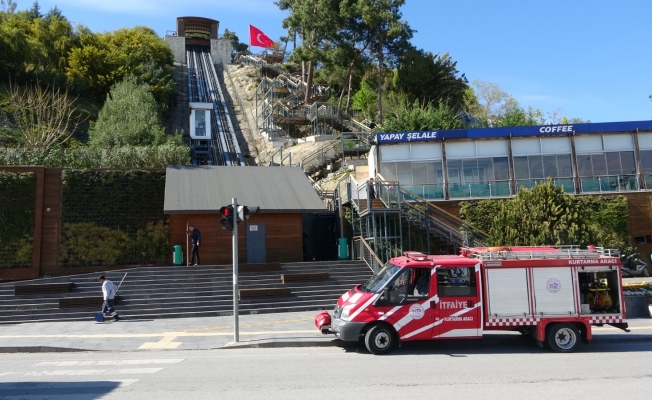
[381,288,390,301]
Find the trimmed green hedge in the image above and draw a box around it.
[0,172,35,268]
[0,145,190,169]
[60,170,169,267]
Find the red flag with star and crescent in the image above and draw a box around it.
[249,25,275,48]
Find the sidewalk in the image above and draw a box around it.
[0,310,650,353]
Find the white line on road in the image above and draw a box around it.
[33,359,184,367]
[24,368,165,376]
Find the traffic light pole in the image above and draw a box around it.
[232,197,239,342]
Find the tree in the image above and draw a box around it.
[0,81,83,149]
[88,77,175,148]
[278,0,342,104]
[486,180,589,246]
[381,99,465,132]
[0,0,17,13]
[392,48,468,109]
[222,29,248,56]
[67,26,174,105]
[26,1,41,20]
[360,0,413,124]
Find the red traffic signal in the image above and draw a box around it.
[220,206,235,231]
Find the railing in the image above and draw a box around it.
[580,175,638,193]
[448,181,512,199]
[516,178,575,193]
[270,147,294,167]
[353,236,384,273]
[300,140,340,173]
[396,186,488,248]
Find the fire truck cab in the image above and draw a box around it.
[315,246,628,355]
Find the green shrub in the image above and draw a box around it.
[0,145,190,168]
[60,170,169,266]
[0,171,35,268]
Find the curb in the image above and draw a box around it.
[221,338,352,349]
[0,346,94,353]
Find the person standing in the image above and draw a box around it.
[99,275,119,321]
[188,225,201,266]
[368,178,376,199]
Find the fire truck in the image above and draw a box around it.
[315,246,629,355]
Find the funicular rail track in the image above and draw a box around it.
[187,45,244,166]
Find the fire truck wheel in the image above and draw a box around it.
[365,324,396,355]
[546,323,580,353]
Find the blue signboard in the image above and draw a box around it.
[375,120,652,144]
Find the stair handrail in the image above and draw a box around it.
[352,236,384,273]
[299,139,340,173]
[374,176,487,247]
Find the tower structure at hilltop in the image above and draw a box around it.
[165,16,232,64]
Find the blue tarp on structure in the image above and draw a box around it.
[375,120,652,144]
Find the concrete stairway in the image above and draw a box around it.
[0,261,372,324]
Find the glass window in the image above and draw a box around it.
[641,151,652,174]
[477,158,494,182]
[437,267,477,297]
[463,159,479,183]
[513,156,529,179]
[412,162,428,184]
[493,157,510,180]
[380,162,397,180]
[620,151,636,175]
[447,159,463,184]
[577,155,594,177]
[396,162,413,184]
[592,153,607,175]
[528,155,544,179]
[429,161,444,184]
[605,152,621,175]
[385,267,432,304]
[542,155,558,177]
[557,154,573,177]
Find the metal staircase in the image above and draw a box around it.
[239,54,373,142]
[336,174,489,270]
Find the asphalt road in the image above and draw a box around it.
[1,338,651,400]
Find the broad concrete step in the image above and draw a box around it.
[0,261,372,324]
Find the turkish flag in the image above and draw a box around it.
[250,25,275,48]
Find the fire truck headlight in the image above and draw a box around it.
[340,305,354,321]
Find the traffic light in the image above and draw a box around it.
[220,205,235,231]
[237,206,260,221]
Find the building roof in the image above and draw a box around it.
[164,166,327,214]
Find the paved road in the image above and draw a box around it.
[1,339,652,400]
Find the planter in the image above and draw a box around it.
[624,295,652,318]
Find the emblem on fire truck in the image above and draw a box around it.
[409,303,425,319]
[546,278,561,293]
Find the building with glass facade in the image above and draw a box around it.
[370,120,652,260]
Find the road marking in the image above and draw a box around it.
[25,368,165,376]
[34,359,184,367]
[0,330,319,339]
[139,335,182,350]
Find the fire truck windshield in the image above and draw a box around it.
[361,264,400,293]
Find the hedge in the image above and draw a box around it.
[0,171,35,268]
[0,145,190,169]
[59,170,169,267]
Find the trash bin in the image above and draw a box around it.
[173,245,183,265]
[337,238,349,259]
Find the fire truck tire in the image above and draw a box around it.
[546,323,580,353]
[364,324,396,355]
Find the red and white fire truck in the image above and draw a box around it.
[315,246,629,354]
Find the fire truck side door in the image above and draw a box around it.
[432,264,482,339]
[380,267,436,341]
